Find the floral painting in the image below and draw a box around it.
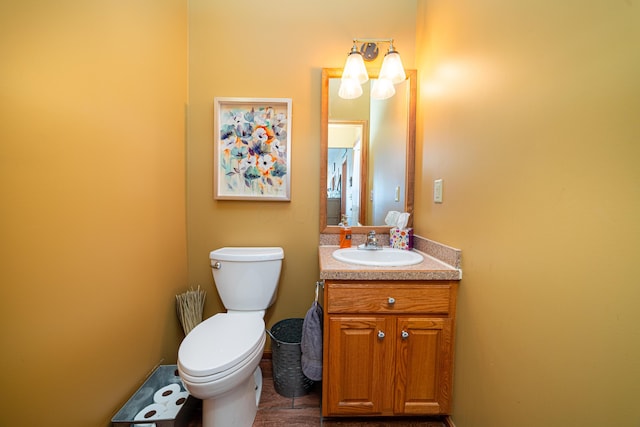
[214,98,291,200]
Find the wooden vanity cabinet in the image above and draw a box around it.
[322,280,458,417]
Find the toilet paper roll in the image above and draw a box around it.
[153,383,181,405]
[134,403,166,427]
[162,391,189,418]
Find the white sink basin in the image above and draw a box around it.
[332,247,424,267]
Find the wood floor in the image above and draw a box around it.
[186,359,447,427]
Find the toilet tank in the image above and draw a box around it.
[209,247,284,311]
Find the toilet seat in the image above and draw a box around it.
[178,313,265,380]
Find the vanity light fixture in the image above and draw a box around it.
[341,43,369,85]
[339,38,406,100]
[378,41,406,84]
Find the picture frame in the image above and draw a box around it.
[214,97,292,201]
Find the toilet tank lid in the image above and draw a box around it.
[209,247,284,262]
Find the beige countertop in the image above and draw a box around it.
[318,245,462,281]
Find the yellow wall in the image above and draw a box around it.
[0,1,188,426]
[415,1,640,426]
[186,0,417,331]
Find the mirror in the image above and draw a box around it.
[320,68,416,233]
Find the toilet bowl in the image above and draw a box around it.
[178,312,266,426]
[177,247,284,427]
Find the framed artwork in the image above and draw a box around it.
[214,97,292,201]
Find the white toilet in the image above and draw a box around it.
[177,247,284,427]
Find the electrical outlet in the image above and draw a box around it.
[434,179,443,203]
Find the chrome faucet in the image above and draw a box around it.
[360,231,383,250]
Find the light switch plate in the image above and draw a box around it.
[434,179,443,203]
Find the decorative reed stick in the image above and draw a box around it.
[176,286,206,335]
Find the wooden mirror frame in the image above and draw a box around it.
[320,68,416,234]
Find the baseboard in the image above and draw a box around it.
[444,415,456,427]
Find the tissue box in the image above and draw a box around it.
[111,365,200,427]
[390,227,413,250]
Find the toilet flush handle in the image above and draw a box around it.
[211,260,221,269]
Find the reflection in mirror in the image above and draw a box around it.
[327,121,368,225]
[320,68,416,233]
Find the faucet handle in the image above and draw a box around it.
[365,230,380,249]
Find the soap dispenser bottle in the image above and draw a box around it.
[339,214,352,248]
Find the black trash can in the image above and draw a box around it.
[267,318,315,397]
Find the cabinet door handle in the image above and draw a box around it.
[387,297,396,305]
[401,330,409,339]
[377,330,385,339]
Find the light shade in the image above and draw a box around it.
[338,77,363,99]
[342,46,368,85]
[379,50,406,85]
[371,78,396,100]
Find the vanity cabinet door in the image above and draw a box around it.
[394,317,453,415]
[324,316,395,415]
